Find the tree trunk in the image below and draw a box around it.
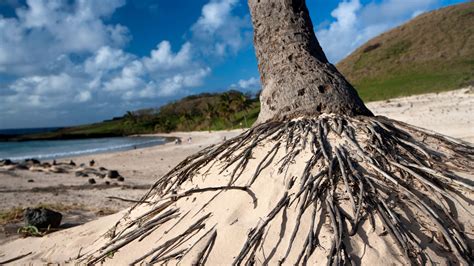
[249,0,373,124]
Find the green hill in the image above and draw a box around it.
[337,2,474,101]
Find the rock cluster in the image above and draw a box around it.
[0,158,125,184]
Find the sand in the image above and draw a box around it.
[367,87,474,142]
[0,130,243,244]
[0,88,472,264]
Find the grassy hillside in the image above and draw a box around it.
[337,2,474,101]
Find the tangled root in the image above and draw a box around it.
[82,114,473,265]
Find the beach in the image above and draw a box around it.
[0,129,243,244]
[0,87,472,248]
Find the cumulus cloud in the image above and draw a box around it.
[0,0,220,128]
[158,67,211,97]
[316,0,437,63]
[229,76,261,94]
[4,73,86,112]
[104,60,146,92]
[84,46,132,74]
[238,77,260,90]
[143,41,193,72]
[191,0,252,56]
[0,0,129,75]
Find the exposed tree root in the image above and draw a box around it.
[79,114,473,265]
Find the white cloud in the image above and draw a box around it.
[229,76,261,93]
[0,0,225,128]
[0,0,128,75]
[104,60,146,92]
[75,90,92,103]
[4,73,83,110]
[316,0,437,63]
[411,10,426,18]
[194,0,237,32]
[238,77,260,90]
[142,67,211,98]
[143,41,193,72]
[191,0,252,56]
[10,73,73,96]
[84,46,131,73]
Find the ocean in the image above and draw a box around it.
[0,127,63,136]
[0,136,167,161]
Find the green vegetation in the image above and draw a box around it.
[0,207,23,225]
[17,225,44,237]
[337,2,474,101]
[4,90,260,141]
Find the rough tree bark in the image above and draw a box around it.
[250,0,373,124]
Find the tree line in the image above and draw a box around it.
[122,90,260,133]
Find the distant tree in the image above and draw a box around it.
[204,103,217,132]
[218,93,232,126]
[232,93,252,128]
[124,111,137,125]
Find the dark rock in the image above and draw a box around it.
[27,179,34,183]
[105,181,110,185]
[25,158,40,165]
[24,208,62,229]
[75,171,88,177]
[0,159,12,166]
[16,163,29,170]
[98,167,107,171]
[107,170,120,179]
[89,160,95,167]
[49,166,67,173]
[88,178,96,184]
[81,168,97,175]
[69,160,76,166]
[117,176,125,182]
[79,163,86,168]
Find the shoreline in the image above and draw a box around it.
[0,135,176,162]
[0,129,244,244]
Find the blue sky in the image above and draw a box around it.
[0,0,466,129]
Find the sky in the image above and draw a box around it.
[0,0,467,129]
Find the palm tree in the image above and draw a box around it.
[124,110,137,125]
[218,93,232,127]
[233,93,252,128]
[204,103,217,132]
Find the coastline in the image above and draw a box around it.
[0,129,244,244]
[0,135,174,162]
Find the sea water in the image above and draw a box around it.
[0,136,167,161]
